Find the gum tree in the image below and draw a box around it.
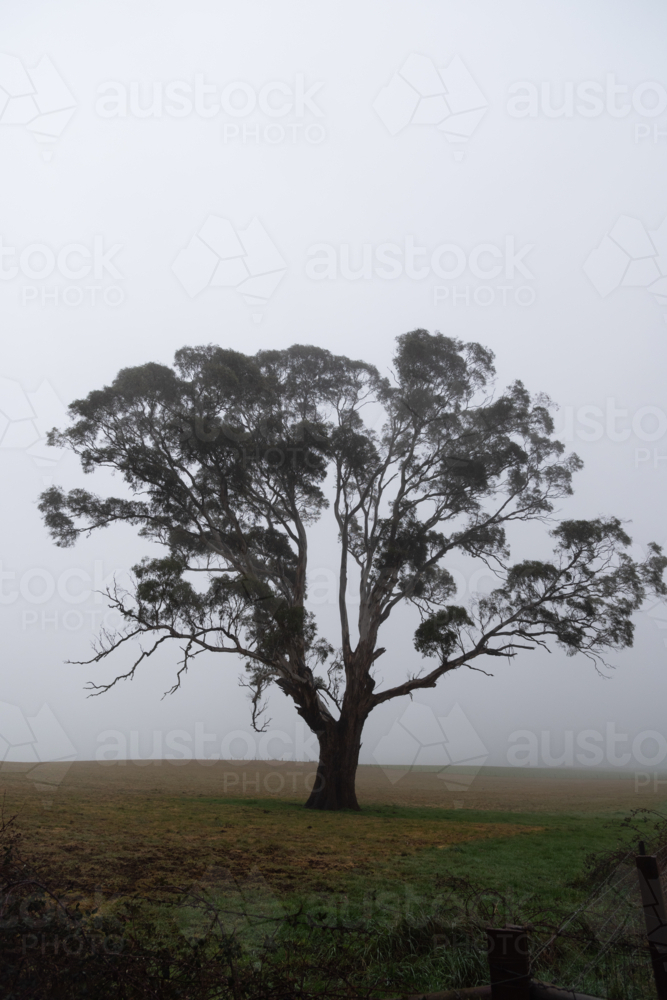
[39,331,666,809]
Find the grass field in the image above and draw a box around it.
[1,760,664,894]
[1,761,665,997]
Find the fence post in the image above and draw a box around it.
[636,847,667,1000]
[486,925,530,1000]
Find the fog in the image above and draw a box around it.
[1,0,666,788]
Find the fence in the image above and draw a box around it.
[1,808,666,999]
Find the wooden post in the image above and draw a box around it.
[485,926,530,1000]
[636,850,667,1000]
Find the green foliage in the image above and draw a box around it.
[414,606,473,659]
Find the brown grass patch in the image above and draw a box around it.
[0,761,548,898]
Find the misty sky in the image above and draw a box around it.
[1,0,667,778]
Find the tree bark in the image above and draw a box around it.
[304,713,365,810]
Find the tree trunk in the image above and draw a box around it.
[304,714,365,810]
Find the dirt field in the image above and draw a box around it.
[1,759,662,812]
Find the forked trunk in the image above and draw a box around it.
[304,714,365,811]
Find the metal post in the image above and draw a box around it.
[636,850,667,1000]
[486,925,530,1000]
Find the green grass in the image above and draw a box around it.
[4,791,662,998]
[161,801,657,998]
[193,799,637,911]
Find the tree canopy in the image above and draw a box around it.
[39,330,667,808]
